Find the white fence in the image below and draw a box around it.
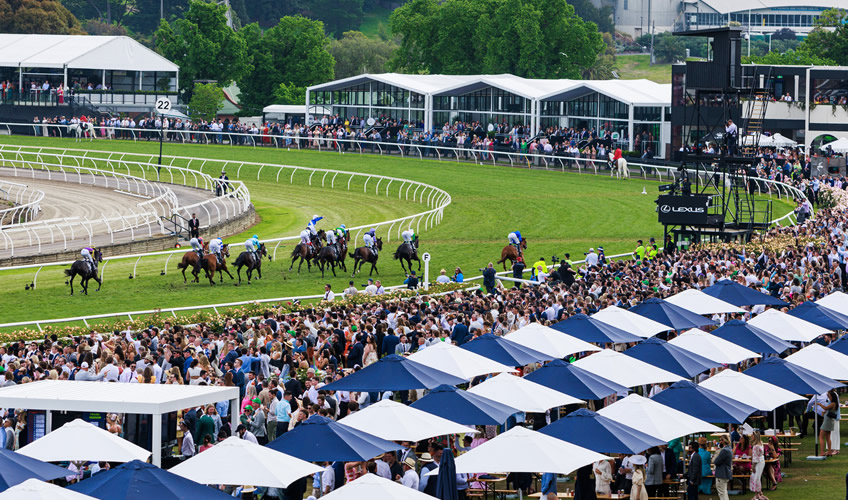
[0,179,43,227]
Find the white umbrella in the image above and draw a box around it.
[407,341,516,380]
[428,426,608,476]
[468,373,583,413]
[748,308,831,342]
[771,133,797,147]
[0,479,97,500]
[699,370,804,411]
[823,137,848,153]
[571,349,683,387]
[337,399,477,442]
[786,344,848,381]
[17,419,150,463]
[322,473,434,500]
[169,436,322,488]
[665,289,745,315]
[668,329,760,365]
[598,394,723,441]
[504,322,600,358]
[591,306,672,337]
[814,291,848,315]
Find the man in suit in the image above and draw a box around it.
[188,213,200,239]
[712,435,733,500]
[686,441,702,500]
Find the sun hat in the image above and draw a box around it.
[630,455,647,466]
[404,457,416,468]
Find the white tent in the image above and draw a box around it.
[748,308,831,342]
[786,344,848,381]
[467,373,583,413]
[665,289,745,315]
[504,322,601,359]
[591,306,673,337]
[699,370,804,410]
[429,426,608,476]
[668,329,760,364]
[407,341,516,380]
[0,479,97,500]
[321,473,435,500]
[17,419,150,463]
[823,137,848,154]
[742,134,774,146]
[337,399,477,442]
[571,349,683,387]
[597,394,723,441]
[169,436,322,488]
[815,291,848,315]
[771,133,798,147]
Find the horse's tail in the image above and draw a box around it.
[64,268,73,277]
[349,250,357,259]
[290,245,300,258]
[393,249,400,260]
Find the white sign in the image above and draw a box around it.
[422,252,431,262]
[155,98,172,113]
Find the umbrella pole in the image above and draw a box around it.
[808,395,825,460]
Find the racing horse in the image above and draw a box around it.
[200,244,234,285]
[497,238,527,271]
[289,229,325,274]
[611,153,629,179]
[64,247,103,295]
[393,237,421,274]
[316,231,349,278]
[68,121,95,142]
[234,242,270,285]
[350,237,383,277]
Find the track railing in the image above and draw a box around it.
[0,179,44,227]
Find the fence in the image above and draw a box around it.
[0,178,43,227]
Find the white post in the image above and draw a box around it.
[422,252,431,291]
[628,104,635,152]
[45,409,52,435]
[139,71,143,91]
[151,413,162,466]
[230,397,240,435]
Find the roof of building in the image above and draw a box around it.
[696,0,848,14]
[0,34,179,72]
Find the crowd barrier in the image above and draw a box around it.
[0,178,43,227]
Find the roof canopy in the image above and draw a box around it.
[0,34,178,72]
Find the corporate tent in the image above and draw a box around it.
[823,137,848,154]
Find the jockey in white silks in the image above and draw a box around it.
[190,237,205,274]
[401,229,416,250]
[508,231,523,253]
[363,228,377,255]
[80,247,96,273]
[209,237,224,265]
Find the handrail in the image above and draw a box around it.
[0,179,44,227]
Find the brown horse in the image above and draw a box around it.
[350,237,383,277]
[289,230,324,274]
[497,238,527,270]
[201,244,234,285]
[177,249,204,283]
[177,244,232,284]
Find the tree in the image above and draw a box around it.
[771,28,797,41]
[653,33,685,63]
[154,0,249,97]
[188,82,224,122]
[273,82,307,105]
[582,53,617,79]
[329,31,398,79]
[745,47,836,66]
[799,8,848,65]
[566,0,613,33]
[0,0,85,34]
[302,0,365,37]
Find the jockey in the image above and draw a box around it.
[80,247,96,273]
[190,237,205,275]
[307,215,324,236]
[326,227,337,246]
[508,231,523,253]
[363,228,377,255]
[401,229,416,250]
[300,228,312,247]
[245,237,257,263]
[208,237,224,265]
[610,147,622,168]
[335,224,347,242]
[250,234,261,261]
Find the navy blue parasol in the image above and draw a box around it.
[744,356,844,395]
[410,384,519,426]
[460,333,553,366]
[701,280,788,307]
[266,415,400,462]
[320,354,465,391]
[540,408,665,454]
[624,337,720,378]
[68,460,232,500]
[787,301,848,331]
[550,314,643,344]
[651,380,757,424]
[435,447,459,500]
[0,448,68,492]
[710,320,794,355]
[629,298,716,330]
[523,359,627,400]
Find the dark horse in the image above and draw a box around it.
[234,243,270,284]
[497,238,527,270]
[393,238,421,274]
[316,231,349,278]
[64,248,103,295]
[350,237,383,277]
[289,230,324,274]
[200,244,234,285]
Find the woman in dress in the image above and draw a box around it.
[362,336,378,366]
[749,430,766,500]
[765,435,782,490]
[629,455,649,500]
[593,458,614,496]
[819,389,840,456]
[733,433,752,474]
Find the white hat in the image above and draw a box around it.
[630,455,647,465]
[589,248,595,252]
[81,362,89,368]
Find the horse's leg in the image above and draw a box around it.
[297,256,304,274]
[69,273,75,295]
[288,256,295,272]
[417,257,421,271]
[256,264,262,280]
[237,265,243,284]
[330,260,337,277]
[399,258,407,274]
[82,277,89,295]
[93,275,102,292]
[319,260,325,278]
[181,266,188,283]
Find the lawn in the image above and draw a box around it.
[617,54,672,84]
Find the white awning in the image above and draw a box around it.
[321,473,435,500]
[598,394,723,441]
[748,308,831,342]
[785,344,848,381]
[572,349,684,387]
[337,399,477,442]
[665,289,746,315]
[0,479,97,500]
[468,373,583,413]
[815,291,848,315]
[504,322,600,359]
[407,341,516,380]
[699,370,804,411]
[668,329,760,364]
[591,306,673,337]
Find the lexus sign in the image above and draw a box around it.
[657,194,712,225]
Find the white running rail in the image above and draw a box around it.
[0,179,44,227]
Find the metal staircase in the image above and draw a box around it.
[741,66,774,156]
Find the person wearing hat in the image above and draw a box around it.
[418,445,442,495]
[697,437,713,494]
[629,454,648,500]
[585,247,599,267]
[365,278,378,296]
[401,456,419,490]
[713,435,733,500]
[240,485,257,499]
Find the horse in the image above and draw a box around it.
[610,153,629,179]
[201,244,234,285]
[350,237,383,277]
[289,229,325,274]
[497,238,527,271]
[234,243,270,285]
[393,238,421,274]
[177,248,205,283]
[64,248,103,295]
[68,121,95,142]
[316,232,349,278]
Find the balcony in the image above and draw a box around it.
[810,105,848,126]
[0,89,179,108]
[742,100,805,121]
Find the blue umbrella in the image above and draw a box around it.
[629,297,716,330]
[701,280,788,307]
[710,320,794,355]
[435,447,459,500]
[267,415,399,462]
[460,333,552,366]
[651,380,757,424]
[788,301,848,331]
[744,356,844,395]
[523,359,627,400]
[0,448,68,492]
[540,408,665,454]
[830,335,848,356]
[68,460,231,500]
[410,384,519,426]
[550,314,643,344]
[624,337,720,378]
[321,354,465,391]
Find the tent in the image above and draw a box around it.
[0,448,69,492]
[539,408,665,454]
[17,419,150,463]
[628,298,716,330]
[771,133,798,147]
[320,354,465,391]
[668,329,760,364]
[709,320,794,355]
[823,137,848,154]
[459,332,554,366]
[742,134,774,146]
[787,301,848,331]
[523,359,628,400]
[748,308,831,343]
[407,341,516,380]
[266,415,399,462]
[68,460,232,500]
[815,291,848,315]
[650,380,757,424]
[410,385,519,426]
[320,473,436,500]
[169,436,322,488]
[591,306,673,337]
[572,349,683,387]
[701,280,787,307]
[337,399,477,442]
[504,323,601,359]
[829,336,848,356]
[623,337,720,378]
[744,356,843,396]
[785,344,848,381]
[0,479,97,500]
[467,373,583,413]
[699,370,804,411]
[597,394,723,441]
[549,314,643,344]
[665,289,745,315]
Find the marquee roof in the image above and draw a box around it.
[695,0,848,15]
